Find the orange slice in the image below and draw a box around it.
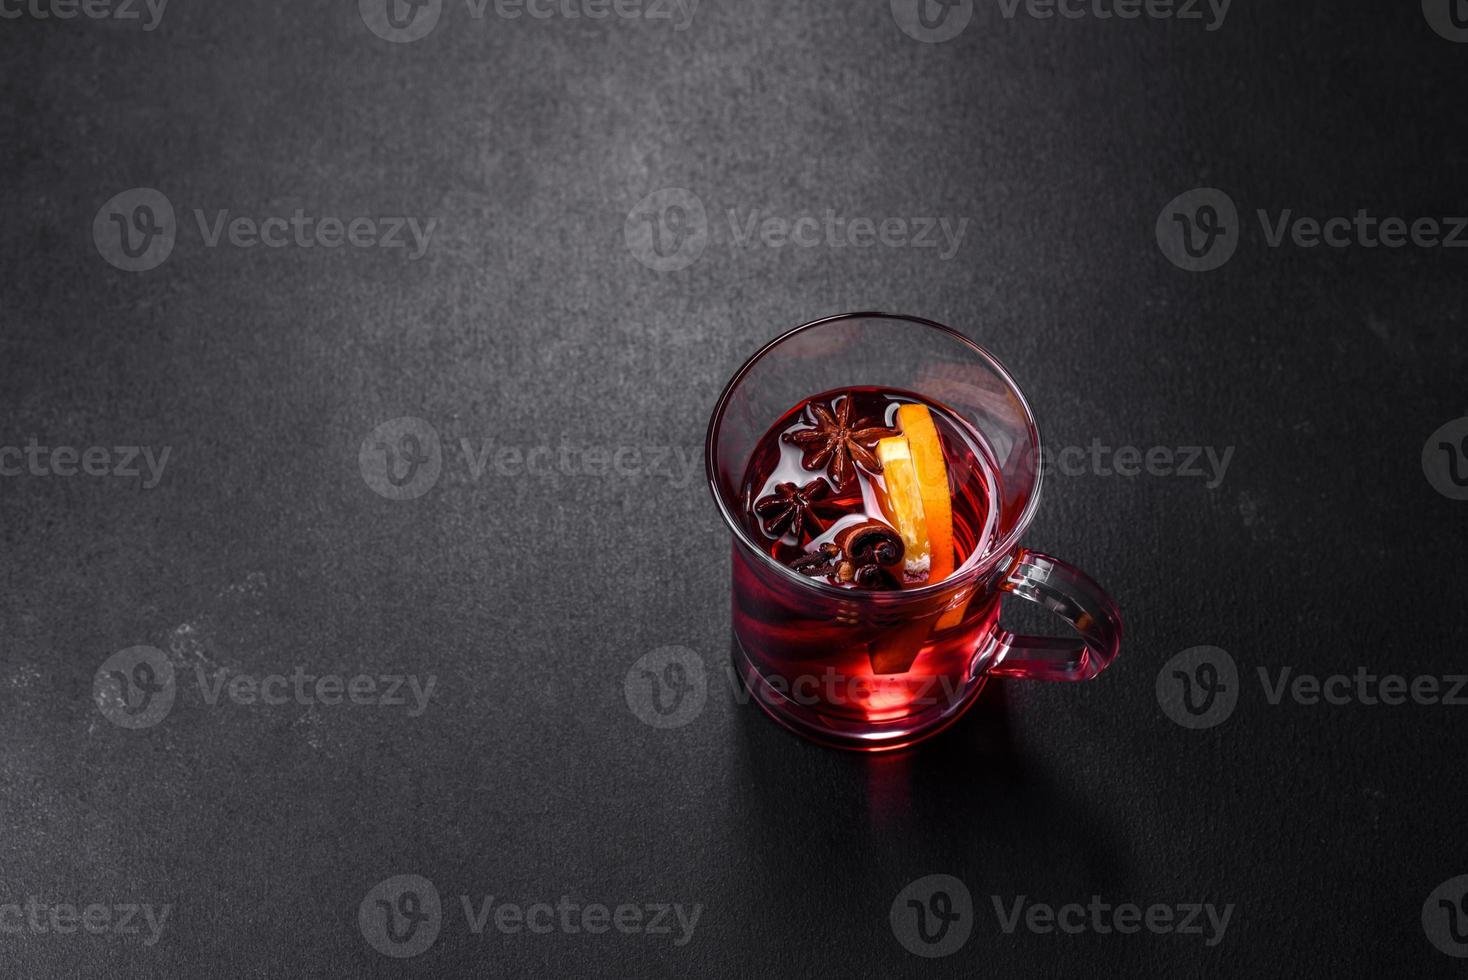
[874,436,931,583]
[896,404,955,583]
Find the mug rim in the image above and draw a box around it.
[704,312,1045,603]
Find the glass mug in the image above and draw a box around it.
[705,313,1122,751]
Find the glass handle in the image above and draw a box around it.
[986,549,1122,682]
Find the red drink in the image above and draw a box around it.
[709,314,1122,751]
[731,387,1004,738]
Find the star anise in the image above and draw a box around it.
[783,394,896,489]
[753,478,829,540]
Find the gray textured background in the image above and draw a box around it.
[3,0,1468,975]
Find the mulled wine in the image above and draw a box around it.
[709,313,1123,751]
[730,387,1004,726]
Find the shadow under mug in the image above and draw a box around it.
[705,313,1123,751]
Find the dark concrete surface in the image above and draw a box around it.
[2,0,1467,975]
